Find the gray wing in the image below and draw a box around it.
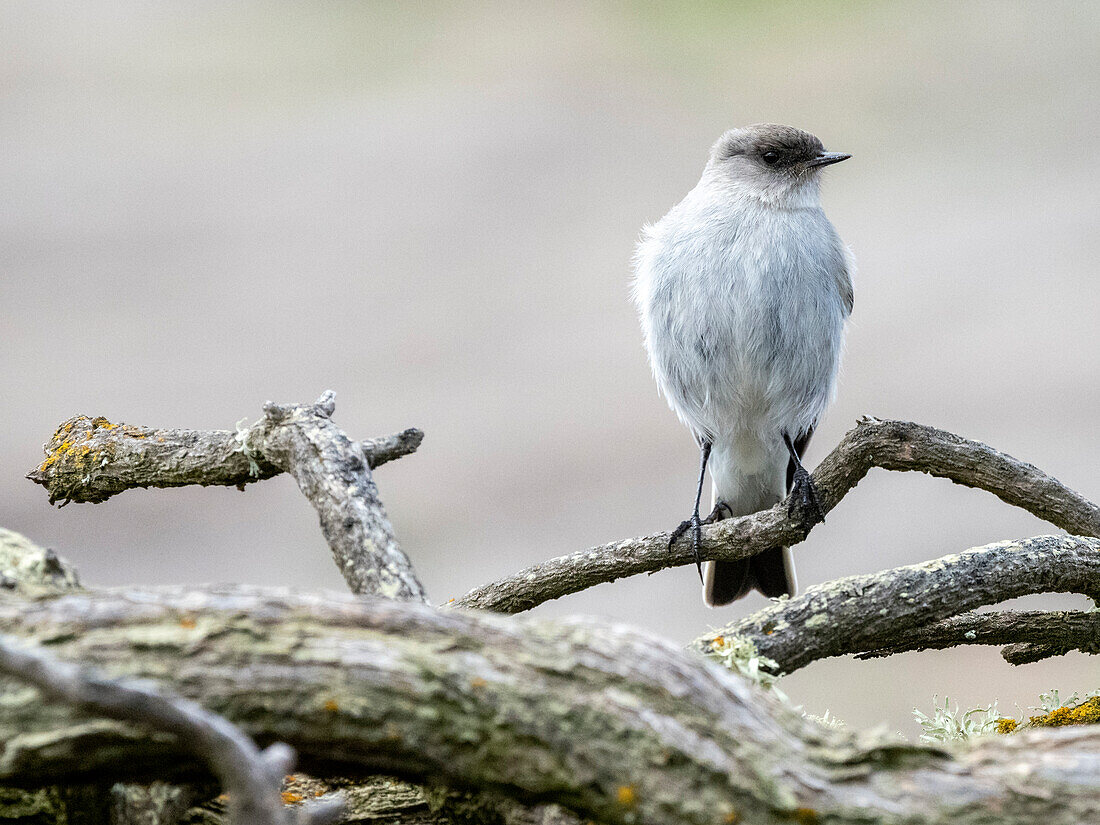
[837,246,855,316]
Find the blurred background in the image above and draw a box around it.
[2,1,1098,736]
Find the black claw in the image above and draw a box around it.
[666,440,712,583]
[788,466,825,526]
[668,514,705,583]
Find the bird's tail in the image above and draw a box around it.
[702,441,798,606]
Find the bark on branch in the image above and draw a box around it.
[26,392,427,602]
[456,416,1100,613]
[0,636,343,825]
[855,609,1100,664]
[695,534,1100,673]
[0,585,1097,825]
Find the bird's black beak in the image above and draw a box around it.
[807,151,851,168]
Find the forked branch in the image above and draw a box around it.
[26,392,427,602]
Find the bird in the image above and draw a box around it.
[631,124,853,606]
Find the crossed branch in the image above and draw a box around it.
[8,393,1098,825]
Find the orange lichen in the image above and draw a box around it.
[281,791,303,804]
[791,808,819,824]
[470,677,487,689]
[995,717,1018,734]
[178,616,197,629]
[322,698,340,712]
[616,785,636,807]
[724,810,740,823]
[1028,696,1100,728]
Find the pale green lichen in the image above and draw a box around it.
[913,696,1003,743]
[916,689,1100,741]
[803,612,829,629]
[232,417,263,477]
[703,634,785,699]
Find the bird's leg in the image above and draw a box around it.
[668,440,711,582]
[783,431,825,526]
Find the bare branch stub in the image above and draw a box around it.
[0,585,1098,825]
[26,404,423,505]
[0,634,344,825]
[696,534,1100,674]
[25,393,428,602]
[456,417,1100,613]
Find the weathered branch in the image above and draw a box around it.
[0,636,343,825]
[696,534,1100,673]
[27,392,427,602]
[456,416,1100,613]
[0,585,1096,825]
[856,609,1100,664]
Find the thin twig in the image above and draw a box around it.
[0,634,344,825]
[455,417,1100,613]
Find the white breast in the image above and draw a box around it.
[632,180,849,450]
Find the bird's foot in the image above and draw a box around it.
[788,466,825,527]
[668,512,705,582]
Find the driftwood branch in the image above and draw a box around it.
[0,585,1097,825]
[695,534,1100,673]
[26,392,427,602]
[456,416,1100,613]
[0,636,343,825]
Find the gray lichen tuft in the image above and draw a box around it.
[0,530,80,598]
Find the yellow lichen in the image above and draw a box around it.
[994,717,1018,734]
[724,810,739,823]
[1027,696,1100,728]
[616,785,636,807]
[322,698,340,712]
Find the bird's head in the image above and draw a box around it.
[706,124,849,207]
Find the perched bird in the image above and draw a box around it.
[632,124,853,605]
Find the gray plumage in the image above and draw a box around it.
[632,124,853,606]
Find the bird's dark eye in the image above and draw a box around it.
[761,151,779,165]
